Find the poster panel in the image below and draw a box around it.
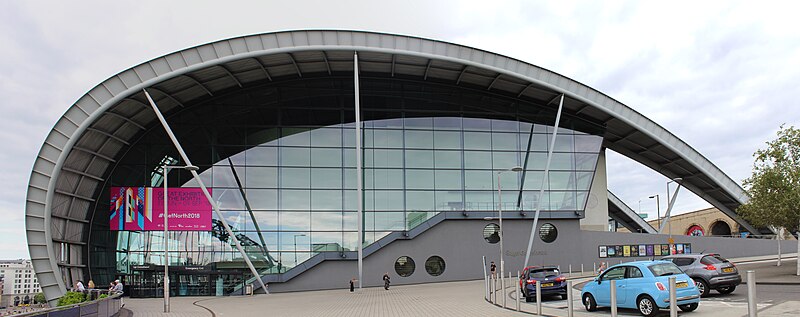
[630,245,638,257]
[638,245,647,256]
[646,245,654,256]
[607,246,617,257]
[599,246,608,258]
[110,187,212,231]
[623,245,631,257]
[661,244,670,255]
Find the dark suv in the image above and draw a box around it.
[518,266,568,302]
[661,253,741,297]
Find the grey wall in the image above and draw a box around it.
[267,218,795,293]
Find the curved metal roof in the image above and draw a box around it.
[25,29,754,303]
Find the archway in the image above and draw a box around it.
[710,221,732,236]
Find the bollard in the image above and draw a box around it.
[581,263,584,275]
[517,270,521,311]
[536,280,542,315]
[505,271,511,308]
[569,264,572,277]
[493,275,497,304]
[669,276,677,317]
[777,229,782,267]
[485,274,489,301]
[567,280,574,317]
[593,262,596,274]
[747,270,757,317]
[610,279,617,317]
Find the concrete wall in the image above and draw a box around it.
[581,150,609,231]
[267,217,796,293]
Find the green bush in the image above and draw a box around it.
[98,294,108,299]
[57,291,86,306]
[34,292,46,304]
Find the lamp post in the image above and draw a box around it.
[293,233,306,266]
[648,195,660,233]
[162,164,198,313]
[494,166,523,306]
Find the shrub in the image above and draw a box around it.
[98,294,108,299]
[57,291,86,306]
[34,292,46,304]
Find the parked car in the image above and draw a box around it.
[661,253,741,297]
[518,266,568,301]
[581,260,700,317]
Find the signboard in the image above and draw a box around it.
[598,243,692,258]
[110,187,212,231]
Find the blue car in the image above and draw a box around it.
[581,261,700,316]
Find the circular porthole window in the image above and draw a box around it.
[425,256,446,276]
[539,223,558,243]
[483,223,500,244]
[394,256,415,277]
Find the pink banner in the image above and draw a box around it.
[110,187,212,231]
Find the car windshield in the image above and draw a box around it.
[529,268,559,278]
[648,262,683,276]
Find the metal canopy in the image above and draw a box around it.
[25,30,755,304]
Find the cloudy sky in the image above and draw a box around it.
[1,0,798,259]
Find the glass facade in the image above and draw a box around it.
[87,78,603,295]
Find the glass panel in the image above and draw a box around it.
[576,192,589,210]
[212,165,244,188]
[253,211,278,231]
[521,152,546,170]
[434,150,462,169]
[373,212,405,230]
[364,190,405,211]
[310,148,343,167]
[405,170,434,189]
[365,129,404,148]
[280,128,310,146]
[245,166,277,188]
[435,191,463,211]
[492,132,518,150]
[311,190,343,211]
[310,168,342,189]
[462,118,491,131]
[406,191,434,211]
[246,146,278,166]
[464,151,492,169]
[343,128,356,148]
[311,212,343,231]
[433,117,462,130]
[491,119,519,132]
[343,190,357,211]
[433,131,462,149]
[492,152,518,169]
[365,169,404,189]
[247,189,278,210]
[280,147,311,167]
[434,170,462,190]
[463,132,491,150]
[550,191,577,210]
[404,130,434,149]
[343,169,356,190]
[465,191,494,211]
[576,153,599,171]
[280,168,310,188]
[213,188,245,210]
[522,191,549,211]
[405,150,434,168]
[343,149,356,168]
[550,153,576,170]
[548,171,576,190]
[279,212,310,231]
[521,171,544,190]
[342,231,358,250]
[365,149,404,168]
[576,172,594,190]
[464,170,494,190]
[404,117,433,129]
[574,135,602,152]
[280,190,310,210]
[310,128,342,147]
[553,134,574,152]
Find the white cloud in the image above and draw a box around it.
[1,0,799,258]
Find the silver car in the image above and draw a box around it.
[661,253,741,297]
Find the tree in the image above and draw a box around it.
[738,125,800,230]
[737,125,800,275]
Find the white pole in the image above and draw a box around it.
[524,95,564,267]
[163,167,169,312]
[144,90,268,294]
[777,228,782,267]
[496,172,506,308]
[747,270,757,317]
[610,279,617,317]
[354,51,364,290]
[669,276,677,317]
[567,280,574,317]
[516,270,521,311]
[797,225,800,276]
[536,280,542,315]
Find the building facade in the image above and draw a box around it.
[0,260,40,307]
[26,30,766,304]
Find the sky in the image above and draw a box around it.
[1,0,799,259]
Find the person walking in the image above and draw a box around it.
[490,261,497,278]
[112,279,124,294]
[87,280,95,289]
[382,272,391,290]
[349,278,357,292]
[597,262,607,275]
[75,280,85,292]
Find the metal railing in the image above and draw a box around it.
[7,292,122,317]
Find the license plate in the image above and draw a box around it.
[541,282,554,287]
[676,282,689,288]
[723,268,734,273]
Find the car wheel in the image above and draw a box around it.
[582,293,597,312]
[694,278,710,297]
[637,295,659,317]
[717,285,736,294]
[679,303,699,312]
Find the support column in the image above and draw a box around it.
[354,51,364,289]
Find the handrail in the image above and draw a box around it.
[8,291,122,317]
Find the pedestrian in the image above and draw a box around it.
[87,280,95,289]
[382,272,391,290]
[349,278,356,292]
[490,261,497,278]
[75,280,85,292]
[597,262,607,275]
[112,279,124,294]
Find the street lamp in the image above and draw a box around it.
[162,164,198,313]
[293,233,306,266]
[648,195,660,233]
[495,166,523,307]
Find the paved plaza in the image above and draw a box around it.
[121,255,799,317]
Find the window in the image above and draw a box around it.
[425,256,445,276]
[394,256,415,277]
[627,267,644,278]
[539,223,557,243]
[601,267,626,281]
[671,257,694,266]
[483,224,500,244]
